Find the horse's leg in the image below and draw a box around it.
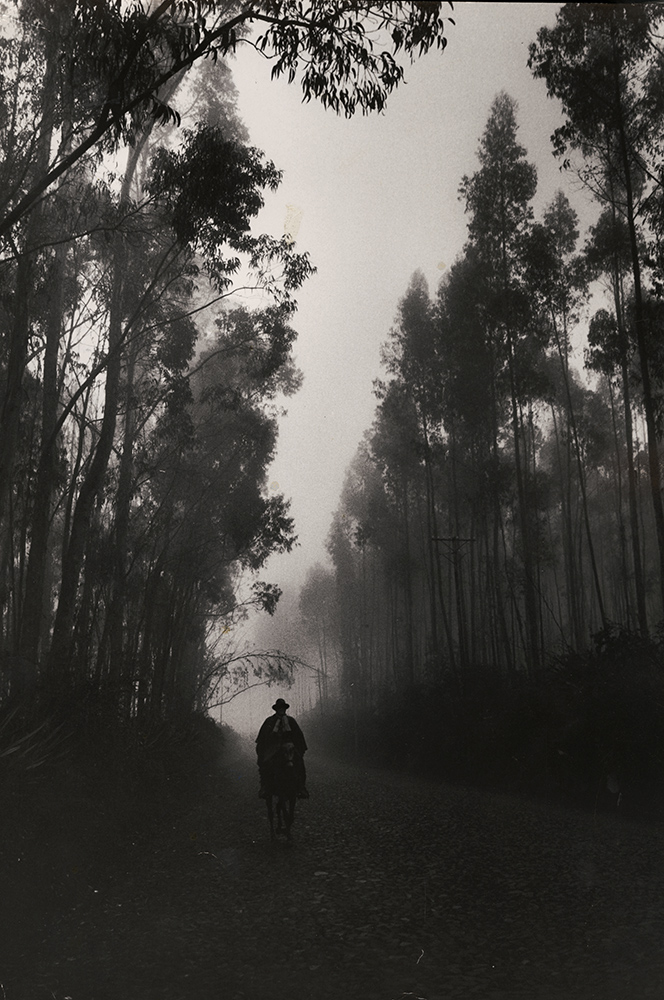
[276,795,285,834]
[282,795,295,841]
[266,795,276,839]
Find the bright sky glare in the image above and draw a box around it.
[228,3,583,592]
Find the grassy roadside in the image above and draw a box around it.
[0,710,230,990]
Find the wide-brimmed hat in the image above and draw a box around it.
[272,698,289,711]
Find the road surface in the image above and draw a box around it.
[11,735,664,999]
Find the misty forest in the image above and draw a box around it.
[3,4,664,1000]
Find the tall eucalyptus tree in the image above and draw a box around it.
[530,1,664,616]
[459,92,542,670]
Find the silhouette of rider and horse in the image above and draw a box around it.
[255,698,308,840]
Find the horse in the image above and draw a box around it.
[265,741,299,841]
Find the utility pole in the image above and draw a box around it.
[433,536,473,671]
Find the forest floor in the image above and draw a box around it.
[2,729,664,1000]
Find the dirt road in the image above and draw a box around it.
[8,736,664,999]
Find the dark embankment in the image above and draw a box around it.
[0,704,229,983]
[304,626,664,823]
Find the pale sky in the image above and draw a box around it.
[228,2,585,594]
[223,2,600,728]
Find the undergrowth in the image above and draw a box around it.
[306,625,664,822]
[0,697,228,976]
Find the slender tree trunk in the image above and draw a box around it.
[612,241,648,633]
[18,243,68,686]
[47,138,147,682]
[448,422,469,670]
[551,405,583,647]
[98,348,137,694]
[611,34,664,618]
[607,376,631,622]
[486,332,512,671]
[506,333,540,671]
[550,319,607,631]
[0,48,58,596]
[401,478,415,688]
[421,411,456,675]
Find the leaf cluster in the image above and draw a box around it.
[257,0,452,117]
[0,1,453,241]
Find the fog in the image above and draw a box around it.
[220,2,598,731]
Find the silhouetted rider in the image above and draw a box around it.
[256,698,309,799]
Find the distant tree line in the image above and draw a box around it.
[0,0,451,733]
[305,4,664,724]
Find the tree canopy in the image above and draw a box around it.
[0,0,454,724]
[315,5,664,716]
[0,0,453,241]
